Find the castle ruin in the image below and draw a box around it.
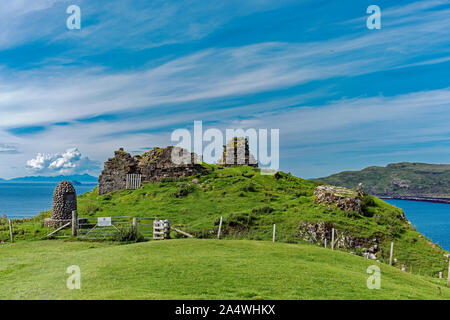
[217,137,258,167]
[98,138,258,195]
[98,146,205,195]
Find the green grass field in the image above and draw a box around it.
[0,239,448,300]
[2,166,448,277]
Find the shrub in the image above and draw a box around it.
[84,203,101,216]
[241,182,257,192]
[361,195,376,217]
[112,227,145,242]
[251,206,274,215]
[172,183,195,197]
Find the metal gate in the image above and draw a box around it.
[76,216,167,241]
[77,216,133,240]
[126,174,142,190]
[136,217,154,240]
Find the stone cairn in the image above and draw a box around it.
[217,137,258,167]
[44,181,77,228]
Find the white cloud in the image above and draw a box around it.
[26,147,99,175]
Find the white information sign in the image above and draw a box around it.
[98,217,112,227]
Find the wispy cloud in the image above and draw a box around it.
[0,0,449,178]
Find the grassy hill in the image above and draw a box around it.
[1,165,449,279]
[317,162,450,200]
[0,239,448,300]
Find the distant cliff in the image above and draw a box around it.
[316,162,450,203]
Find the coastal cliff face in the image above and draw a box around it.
[316,162,450,202]
[98,147,205,195]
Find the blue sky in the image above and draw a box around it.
[0,0,449,179]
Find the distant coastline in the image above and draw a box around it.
[0,174,97,184]
[379,195,450,205]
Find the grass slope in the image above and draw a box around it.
[0,239,448,300]
[317,162,450,198]
[1,165,448,277]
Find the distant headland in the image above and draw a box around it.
[316,162,450,204]
[0,174,98,184]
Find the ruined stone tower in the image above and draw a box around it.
[217,137,258,167]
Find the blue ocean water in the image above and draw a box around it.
[0,183,96,219]
[384,199,450,251]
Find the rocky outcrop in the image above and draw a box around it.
[44,181,77,227]
[98,147,206,195]
[297,222,380,259]
[314,185,363,213]
[217,137,258,167]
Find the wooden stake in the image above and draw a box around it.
[272,224,276,242]
[45,221,71,238]
[8,219,13,243]
[389,242,394,266]
[447,260,450,287]
[217,216,223,239]
[331,228,335,250]
[170,226,194,238]
[133,217,137,233]
[72,210,78,237]
[324,238,327,249]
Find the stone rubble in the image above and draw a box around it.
[314,185,363,213]
[297,221,380,259]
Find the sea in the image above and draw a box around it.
[0,183,449,251]
[384,199,450,251]
[0,183,96,219]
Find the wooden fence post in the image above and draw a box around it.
[272,224,276,243]
[389,242,394,266]
[447,260,450,287]
[163,220,170,239]
[8,219,13,243]
[133,217,137,233]
[324,238,327,249]
[331,228,335,250]
[217,216,223,239]
[72,210,78,237]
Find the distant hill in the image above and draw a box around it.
[2,174,97,183]
[316,162,450,202]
